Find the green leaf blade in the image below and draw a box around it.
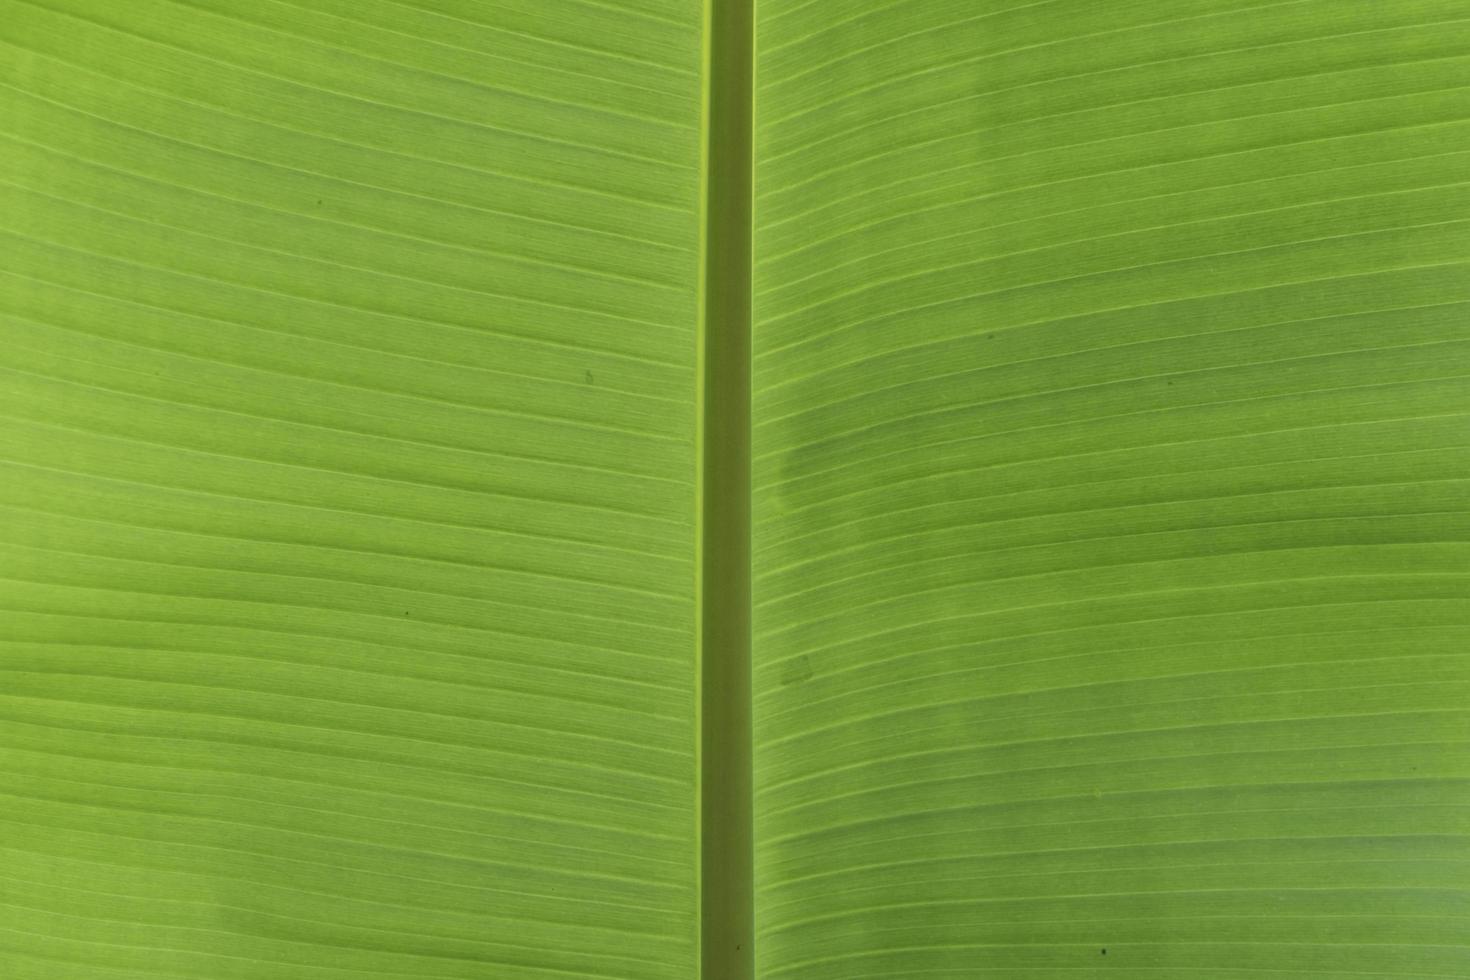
[0,0,706,977]
[753,2,1470,977]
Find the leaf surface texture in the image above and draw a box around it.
[0,0,704,977]
[752,2,1470,977]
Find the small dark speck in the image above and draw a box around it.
[780,654,814,686]
[585,370,595,384]
[316,199,323,205]
[1101,949,1107,955]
